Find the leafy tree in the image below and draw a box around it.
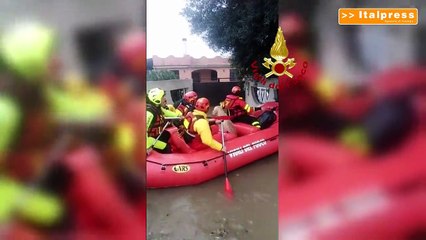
[182,0,278,78]
[147,70,178,81]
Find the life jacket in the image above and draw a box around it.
[4,102,53,181]
[183,112,204,142]
[146,104,165,138]
[177,101,194,116]
[222,95,246,118]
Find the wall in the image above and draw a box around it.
[218,68,231,82]
[153,55,232,82]
[147,79,193,104]
[179,69,192,80]
[245,78,279,107]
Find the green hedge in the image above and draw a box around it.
[147,70,178,81]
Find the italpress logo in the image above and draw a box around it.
[339,8,418,25]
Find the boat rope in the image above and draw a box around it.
[147,134,278,167]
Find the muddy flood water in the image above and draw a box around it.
[147,153,278,240]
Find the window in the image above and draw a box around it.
[211,70,218,81]
[170,88,187,104]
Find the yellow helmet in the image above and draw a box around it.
[147,88,165,106]
[0,22,56,81]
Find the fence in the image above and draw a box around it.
[193,81,245,107]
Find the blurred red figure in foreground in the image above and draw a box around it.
[278,10,426,240]
[279,51,426,240]
[99,28,148,237]
[0,22,146,239]
[117,31,147,82]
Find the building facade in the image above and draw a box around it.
[152,55,238,83]
[149,54,277,106]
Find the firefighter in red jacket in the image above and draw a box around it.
[168,90,198,135]
[175,91,198,116]
[182,98,226,152]
[221,86,261,128]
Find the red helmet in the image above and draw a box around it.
[195,98,210,112]
[183,91,198,104]
[117,31,146,75]
[232,86,241,95]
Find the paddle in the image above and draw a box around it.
[220,121,234,199]
[147,121,171,155]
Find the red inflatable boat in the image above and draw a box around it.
[280,65,426,184]
[279,66,426,239]
[147,103,279,188]
[279,132,426,240]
